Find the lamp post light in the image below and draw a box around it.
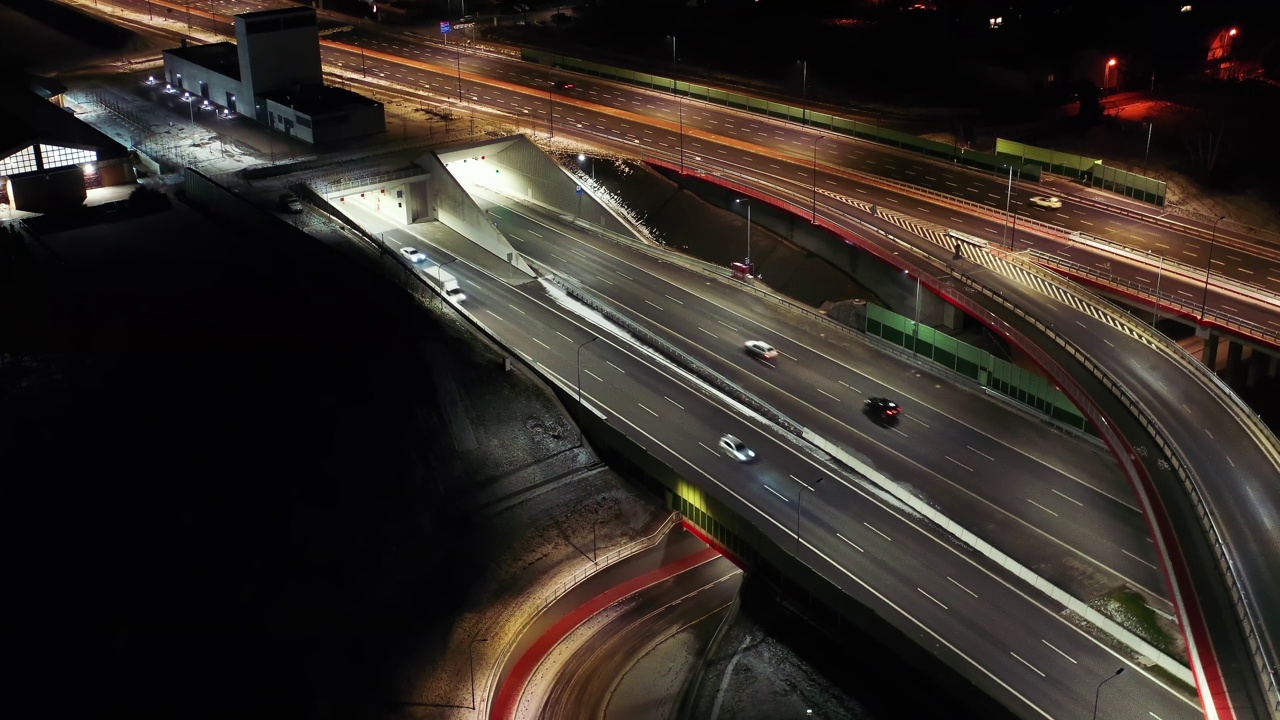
[1103,57,1117,93]
[455,45,463,101]
[800,59,808,126]
[1091,667,1124,720]
[811,135,823,224]
[795,477,822,554]
[669,35,684,174]
[734,198,751,268]
[575,336,598,446]
[1199,215,1227,321]
[578,154,594,180]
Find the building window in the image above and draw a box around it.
[296,115,312,129]
[0,146,38,175]
[38,144,98,171]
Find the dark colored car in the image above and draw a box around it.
[553,80,575,90]
[864,397,902,423]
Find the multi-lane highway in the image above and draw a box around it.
[335,197,1202,720]
[73,0,1280,714]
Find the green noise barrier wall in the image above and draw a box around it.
[864,304,1092,434]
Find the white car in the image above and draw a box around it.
[1028,195,1063,210]
[744,340,779,360]
[719,434,756,462]
[400,247,428,263]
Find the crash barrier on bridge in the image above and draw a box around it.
[542,271,807,438]
[996,139,1167,206]
[864,304,1091,433]
[521,49,1040,182]
[955,254,1280,718]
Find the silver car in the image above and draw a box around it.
[400,246,428,263]
[744,340,779,360]
[1028,195,1063,210]
[719,434,756,462]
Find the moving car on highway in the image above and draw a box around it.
[1028,195,1063,210]
[744,340,779,360]
[400,246,428,263]
[864,397,902,424]
[719,434,756,462]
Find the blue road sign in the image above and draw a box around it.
[575,186,584,194]
[441,21,451,33]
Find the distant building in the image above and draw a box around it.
[0,75,132,213]
[161,7,384,144]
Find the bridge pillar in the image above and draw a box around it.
[1226,341,1244,387]
[1204,332,1220,373]
[1247,351,1263,388]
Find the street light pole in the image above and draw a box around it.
[1152,252,1165,327]
[670,36,684,174]
[575,336,597,445]
[801,60,808,126]
[811,135,823,224]
[456,46,463,101]
[734,199,751,267]
[548,87,553,138]
[911,271,921,355]
[1091,667,1124,720]
[1199,215,1227,320]
[1002,164,1013,247]
[1143,122,1153,172]
[795,478,822,554]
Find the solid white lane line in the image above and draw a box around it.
[698,327,719,339]
[606,361,627,374]
[948,577,978,598]
[1027,499,1059,517]
[664,294,685,305]
[1122,548,1159,570]
[864,523,892,542]
[789,475,815,491]
[946,456,973,472]
[645,300,664,310]
[816,387,841,401]
[1050,488,1084,507]
[665,396,684,410]
[1010,652,1046,677]
[918,588,949,610]
[836,533,864,552]
[532,338,551,349]
[637,403,658,417]
[507,304,527,314]
[765,485,789,502]
[1041,640,1077,664]
[968,446,995,461]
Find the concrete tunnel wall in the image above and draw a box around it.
[415,149,533,276]
[473,136,633,238]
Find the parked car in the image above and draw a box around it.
[744,340,779,360]
[400,246,428,263]
[1028,195,1063,210]
[279,192,303,213]
[864,397,902,423]
[719,434,756,462]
